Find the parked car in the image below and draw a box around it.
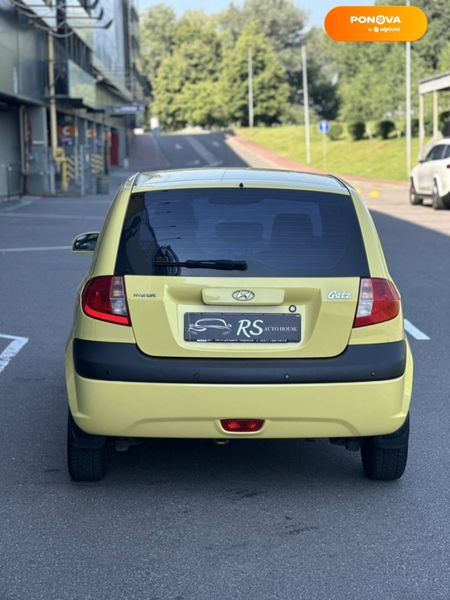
[66,168,413,482]
[410,138,450,209]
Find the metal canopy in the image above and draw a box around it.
[419,71,450,95]
[418,70,450,157]
[44,96,105,113]
[47,96,85,109]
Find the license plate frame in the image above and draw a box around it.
[184,313,301,343]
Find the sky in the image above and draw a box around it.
[138,0,375,27]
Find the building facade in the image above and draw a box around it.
[0,0,148,199]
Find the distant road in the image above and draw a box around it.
[131,131,247,171]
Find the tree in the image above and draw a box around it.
[175,13,223,84]
[175,10,221,52]
[213,2,243,50]
[439,41,450,72]
[180,82,227,128]
[152,53,188,129]
[337,42,426,122]
[220,23,290,125]
[140,4,177,84]
[152,12,224,129]
[217,0,312,106]
[217,0,306,58]
[241,0,306,56]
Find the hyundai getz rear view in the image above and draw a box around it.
[66,169,413,482]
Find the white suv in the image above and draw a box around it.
[410,139,450,209]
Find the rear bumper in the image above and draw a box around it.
[73,339,407,384]
[66,340,413,439]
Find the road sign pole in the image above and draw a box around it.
[318,120,330,170]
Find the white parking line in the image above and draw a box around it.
[404,319,430,340]
[0,213,102,220]
[27,199,110,205]
[0,246,71,253]
[0,334,29,374]
[0,200,34,212]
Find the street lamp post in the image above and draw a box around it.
[405,0,412,176]
[301,44,311,165]
[248,46,254,128]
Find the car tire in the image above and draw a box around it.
[361,415,409,481]
[409,179,422,205]
[67,413,108,482]
[431,181,446,210]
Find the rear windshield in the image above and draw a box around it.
[115,187,369,277]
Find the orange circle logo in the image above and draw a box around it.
[325,6,428,42]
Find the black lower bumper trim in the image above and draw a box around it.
[73,339,406,384]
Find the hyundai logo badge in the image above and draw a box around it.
[232,290,255,301]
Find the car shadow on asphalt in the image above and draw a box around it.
[106,437,364,488]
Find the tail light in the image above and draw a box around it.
[353,278,400,328]
[81,276,130,326]
[221,419,265,433]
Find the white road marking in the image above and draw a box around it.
[186,136,223,166]
[175,143,184,150]
[404,319,430,340]
[0,246,71,253]
[0,212,103,220]
[27,199,110,205]
[0,200,34,212]
[0,334,29,374]
[212,141,220,147]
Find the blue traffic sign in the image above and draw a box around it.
[319,120,331,134]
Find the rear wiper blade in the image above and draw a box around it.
[153,259,248,271]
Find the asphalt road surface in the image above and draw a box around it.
[0,133,448,600]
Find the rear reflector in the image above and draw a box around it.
[221,419,265,433]
[82,276,130,326]
[353,278,400,328]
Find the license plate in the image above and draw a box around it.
[184,313,301,343]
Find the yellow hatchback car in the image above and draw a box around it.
[66,169,413,482]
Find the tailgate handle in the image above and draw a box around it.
[202,288,285,306]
